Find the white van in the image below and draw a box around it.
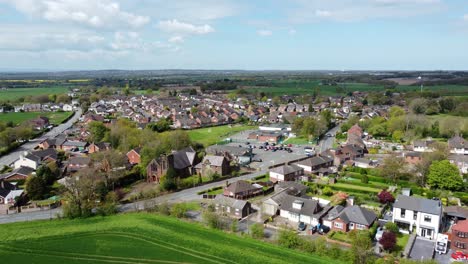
[435,233,448,254]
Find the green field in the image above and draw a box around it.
[284,137,311,145]
[0,213,335,264]
[0,111,73,125]
[0,86,70,101]
[188,124,256,146]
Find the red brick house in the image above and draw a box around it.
[452,220,468,253]
[0,166,34,181]
[127,147,142,165]
[194,155,230,176]
[404,151,423,165]
[29,116,50,130]
[88,142,111,154]
[223,180,262,200]
[323,205,377,232]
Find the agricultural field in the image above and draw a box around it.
[0,86,70,102]
[0,111,73,125]
[188,124,256,146]
[0,213,335,264]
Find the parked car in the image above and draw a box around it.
[309,225,318,234]
[259,146,263,149]
[317,225,330,235]
[375,227,384,241]
[451,251,468,261]
[298,222,307,231]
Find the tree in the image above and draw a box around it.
[331,191,348,206]
[379,232,397,252]
[88,121,109,143]
[278,229,301,249]
[409,98,428,114]
[161,168,177,191]
[250,223,265,239]
[380,156,406,183]
[349,230,373,264]
[389,106,405,118]
[377,190,395,204]
[62,168,101,218]
[56,94,71,104]
[427,160,463,191]
[391,130,404,142]
[36,164,56,185]
[25,175,47,200]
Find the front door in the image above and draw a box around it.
[421,228,433,239]
[421,228,426,237]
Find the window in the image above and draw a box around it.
[334,222,343,229]
[400,209,406,218]
[424,215,431,222]
[413,211,418,220]
[455,241,466,249]
[458,232,468,238]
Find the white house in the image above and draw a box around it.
[413,139,435,152]
[269,164,304,182]
[14,152,39,170]
[63,104,73,111]
[392,195,442,240]
[449,154,468,174]
[448,135,468,155]
[353,158,377,169]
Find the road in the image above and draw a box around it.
[0,208,62,224]
[0,107,82,167]
[317,124,341,153]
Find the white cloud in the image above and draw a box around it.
[257,30,273,37]
[110,31,177,52]
[464,14,468,22]
[2,0,149,29]
[168,36,185,43]
[289,0,444,23]
[289,29,297,35]
[157,19,215,35]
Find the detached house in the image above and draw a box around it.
[0,166,34,181]
[14,149,58,170]
[326,205,377,232]
[214,195,252,218]
[294,155,333,173]
[127,148,142,165]
[269,164,304,182]
[223,180,262,199]
[392,195,442,239]
[194,155,230,176]
[0,180,23,206]
[88,142,111,154]
[29,116,50,130]
[413,139,435,152]
[449,135,468,155]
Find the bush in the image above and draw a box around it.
[361,175,369,184]
[278,229,301,249]
[378,190,395,204]
[202,210,222,229]
[379,232,397,252]
[384,222,400,234]
[322,186,334,196]
[250,223,265,239]
[170,203,189,218]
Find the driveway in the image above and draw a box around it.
[0,107,82,167]
[409,237,435,261]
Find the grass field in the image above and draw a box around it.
[284,137,311,145]
[0,111,73,125]
[0,213,336,264]
[0,86,70,101]
[188,124,256,146]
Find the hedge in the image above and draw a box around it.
[197,186,223,195]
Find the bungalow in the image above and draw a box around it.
[38,136,66,149]
[63,104,73,111]
[274,182,308,196]
[0,166,34,181]
[67,157,91,173]
[223,180,262,200]
[195,155,230,176]
[88,142,111,154]
[269,164,304,182]
[61,140,88,152]
[0,180,22,205]
[413,139,435,152]
[214,195,252,218]
[14,149,58,170]
[392,194,442,239]
[353,158,376,169]
[327,205,377,232]
[29,116,50,130]
[448,135,468,155]
[294,155,334,173]
[127,147,142,165]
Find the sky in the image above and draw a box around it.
[1,0,468,71]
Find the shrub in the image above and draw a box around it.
[378,190,395,204]
[379,232,397,251]
[322,186,334,196]
[202,210,222,229]
[384,222,400,234]
[278,229,301,249]
[170,203,189,218]
[361,175,369,184]
[250,223,265,239]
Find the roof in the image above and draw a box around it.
[295,155,333,168]
[24,148,58,162]
[195,155,226,168]
[275,182,308,195]
[0,180,17,198]
[278,195,322,217]
[323,205,345,221]
[0,166,34,180]
[270,164,303,175]
[226,180,259,194]
[453,220,468,232]
[62,141,88,147]
[68,156,91,166]
[394,195,442,216]
[448,135,466,149]
[337,205,377,226]
[206,145,250,156]
[444,206,468,219]
[172,147,196,170]
[214,195,249,210]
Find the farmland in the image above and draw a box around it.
[0,86,70,102]
[188,124,256,146]
[0,111,73,125]
[0,213,335,264]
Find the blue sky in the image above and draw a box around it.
[0,0,468,71]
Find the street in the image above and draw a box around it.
[317,124,341,153]
[0,107,82,167]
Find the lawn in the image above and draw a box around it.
[284,137,311,145]
[0,86,70,102]
[0,111,73,125]
[331,183,381,193]
[395,233,410,253]
[188,124,256,146]
[0,213,337,264]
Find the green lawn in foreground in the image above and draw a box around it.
[0,213,336,264]
[188,124,256,146]
[0,86,70,102]
[0,111,73,125]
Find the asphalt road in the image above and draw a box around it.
[0,208,62,224]
[0,107,82,167]
[317,124,341,153]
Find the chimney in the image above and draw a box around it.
[347,196,355,207]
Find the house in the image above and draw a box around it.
[322,205,344,228]
[61,140,88,152]
[223,180,262,199]
[206,145,252,165]
[146,147,198,182]
[451,220,468,254]
[22,104,41,112]
[274,182,308,196]
[294,155,334,173]
[449,154,468,174]
[404,152,423,165]
[195,155,230,176]
[38,136,66,149]
[14,149,58,170]
[332,144,366,165]
[67,157,91,173]
[247,131,283,143]
[214,195,252,218]
[392,195,442,239]
[353,158,376,168]
[413,139,435,152]
[29,116,50,130]
[0,180,22,205]
[63,104,73,111]
[88,142,111,154]
[444,206,468,222]
[327,205,377,232]
[269,164,304,182]
[83,113,105,124]
[448,135,468,155]
[0,166,34,181]
[347,124,366,149]
[126,148,142,165]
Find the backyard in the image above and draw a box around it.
[0,213,336,264]
[0,111,74,125]
[188,124,256,146]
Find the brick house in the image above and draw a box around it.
[404,151,423,165]
[324,205,377,232]
[146,157,169,183]
[194,155,230,176]
[224,180,262,200]
[269,164,304,182]
[146,147,198,182]
[294,155,334,173]
[127,147,142,165]
[451,220,468,254]
[88,142,111,154]
[214,195,252,218]
[0,166,34,181]
[67,157,91,173]
[29,116,50,130]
